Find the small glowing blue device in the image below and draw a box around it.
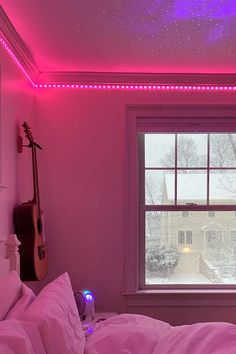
[74,289,95,321]
[83,290,94,302]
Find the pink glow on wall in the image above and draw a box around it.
[1,32,236,93]
[0,32,34,86]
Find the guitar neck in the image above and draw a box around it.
[32,144,41,212]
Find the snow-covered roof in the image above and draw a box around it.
[164,173,236,201]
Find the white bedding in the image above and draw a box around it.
[85,314,236,354]
[1,271,236,354]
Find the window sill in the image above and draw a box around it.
[123,290,236,307]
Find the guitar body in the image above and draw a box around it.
[14,202,48,281]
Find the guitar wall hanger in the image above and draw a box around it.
[17,135,43,153]
[24,142,43,150]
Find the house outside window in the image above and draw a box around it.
[126,105,236,295]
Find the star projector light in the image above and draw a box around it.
[74,290,95,321]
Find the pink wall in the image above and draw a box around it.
[0,45,36,258]
[33,88,236,324]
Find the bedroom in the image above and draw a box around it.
[1,1,236,350]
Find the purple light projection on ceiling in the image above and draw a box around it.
[1,0,236,73]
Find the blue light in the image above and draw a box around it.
[85,294,93,302]
[83,290,94,302]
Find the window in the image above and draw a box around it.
[178,231,193,244]
[178,231,185,244]
[186,231,193,244]
[126,105,236,294]
[206,231,222,248]
[142,130,236,286]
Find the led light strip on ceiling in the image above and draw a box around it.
[34,83,236,91]
[0,33,34,86]
[1,32,236,93]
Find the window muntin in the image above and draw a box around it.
[141,132,236,287]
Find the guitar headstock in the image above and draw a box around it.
[22,122,42,150]
[22,121,34,145]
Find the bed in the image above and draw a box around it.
[1,234,236,354]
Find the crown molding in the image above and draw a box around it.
[0,5,39,80]
[38,71,236,86]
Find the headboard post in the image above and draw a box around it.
[5,234,21,275]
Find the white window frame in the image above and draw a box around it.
[125,105,236,307]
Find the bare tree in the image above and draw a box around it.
[228,134,236,161]
[145,174,161,240]
[210,134,236,167]
[210,134,236,197]
[161,135,204,172]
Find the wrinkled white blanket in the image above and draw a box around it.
[85,314,236,354]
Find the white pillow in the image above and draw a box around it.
[5,284,36,320]
[22,272,85,354]
[0,319,43,354]
[0,271,22,320]
[20,321,46,354]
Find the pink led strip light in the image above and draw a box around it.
[0,33,35,86]
[1,32,236,93]
[35,83,236,92]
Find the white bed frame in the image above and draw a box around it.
[0,234,20,277]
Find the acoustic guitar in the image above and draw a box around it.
[14,122,48,281]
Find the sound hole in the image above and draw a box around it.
[38,245,45,259]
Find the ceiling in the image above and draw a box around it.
[1,0,236,74]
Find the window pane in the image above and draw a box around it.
[178,231,185,244]
[177,134,207,168]
[145,211,236,285]
[210,134,236,167]
[145,134,175,167]
[177,172,207,204]
[145,170,174,205]
[186,231,193,244]
[209,171,236,205]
